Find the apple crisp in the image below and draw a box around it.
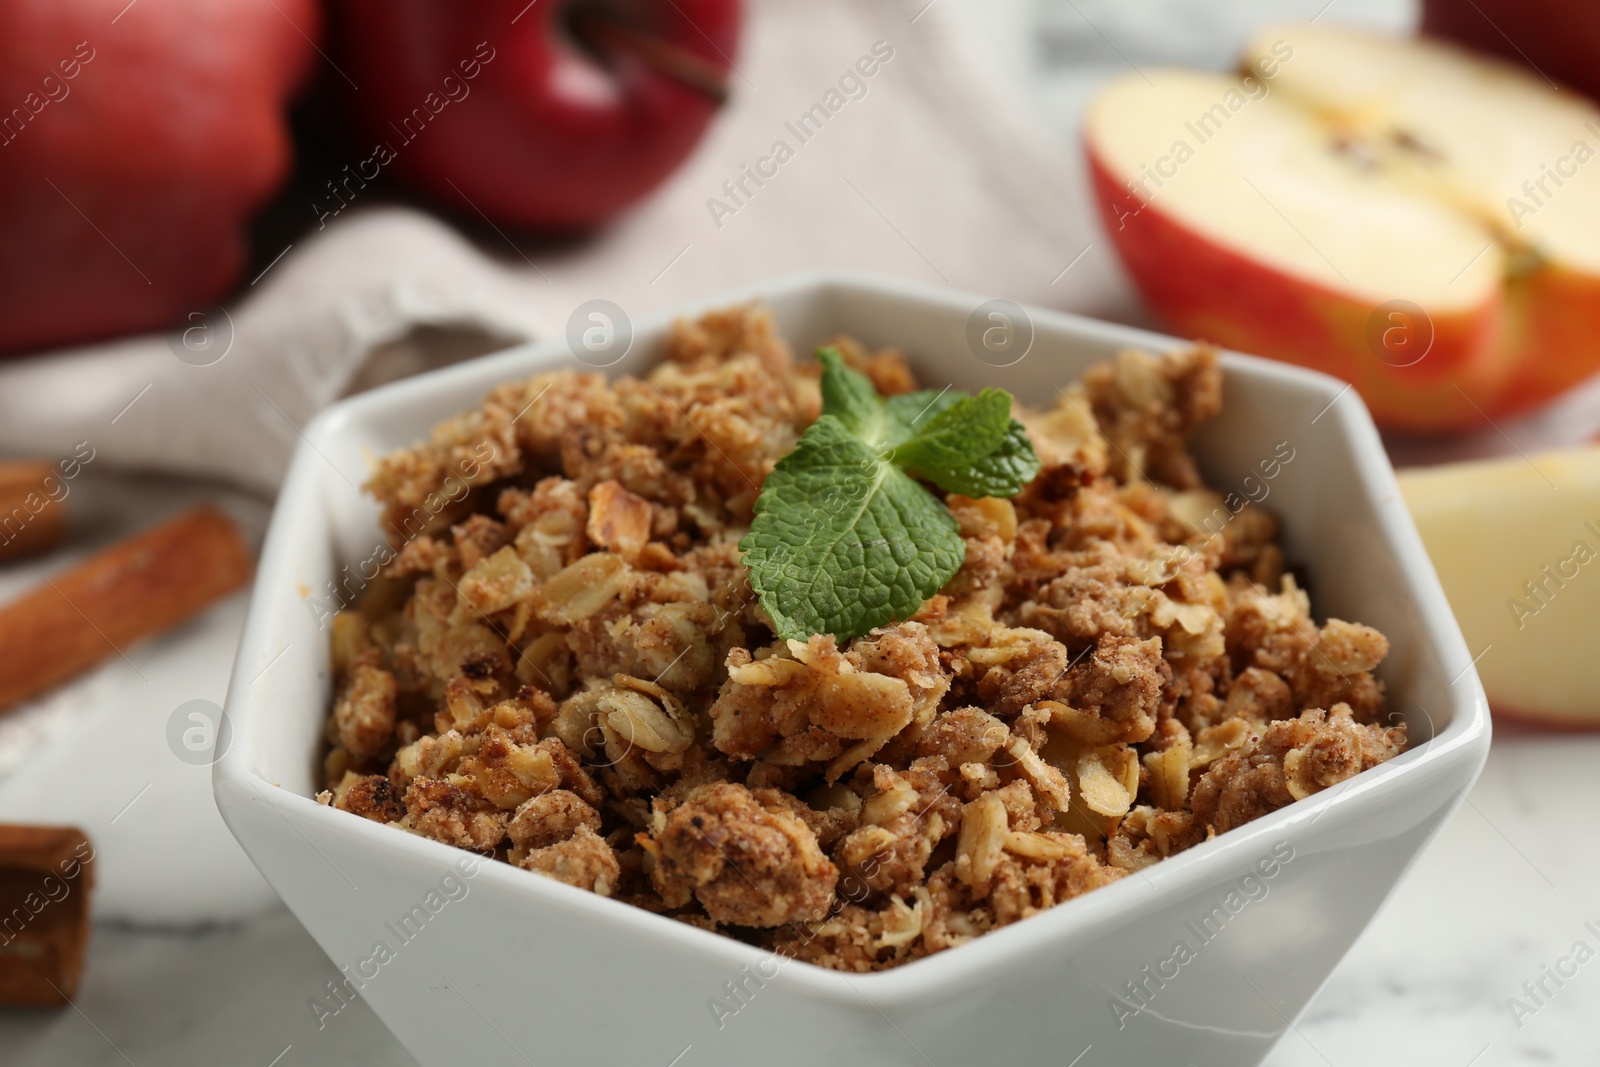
[317,304,1406,972]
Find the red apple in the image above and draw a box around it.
[1084,24,1600,432]
[0,0,320,356]
[1423,0,1600,104]
[329,0,741,232]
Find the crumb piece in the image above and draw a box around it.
[458,545,534,616]
[835,762,962,897]
[332,773,406,823]
[1190,705,1406,832]
[586,480,653,560]
[1045,634,1170,746]
[709,635,916,762]
[522,826,621,895]
[642,782,838,927]
[334,661,397,761]
[1108,806,1205,869]
[403,776,508,851]
[452,514,510,570]
[1085,345,1221,488]
[984,833,1124,925]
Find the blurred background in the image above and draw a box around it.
[0,0,1595,1063]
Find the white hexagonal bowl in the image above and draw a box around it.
[215,271,1490,1067]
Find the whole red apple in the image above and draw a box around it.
[0,0,320,356]
[328,0,741,232]
[1423,0,1600,103]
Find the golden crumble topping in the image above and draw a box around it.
[316,304,1406,972]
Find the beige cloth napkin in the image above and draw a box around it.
[0,0,1137,494]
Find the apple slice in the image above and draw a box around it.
[1399,446,1600,727]
[1243,24,1600,417]
[1085,25,1600,432]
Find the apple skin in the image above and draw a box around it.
[1495,264,1600,416]
[330,0,741,232]
[0,0,320,356]
[1085,146,1515,433]
[1423,0,1600,104]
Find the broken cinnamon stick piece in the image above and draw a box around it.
[0,506,254,715]
[0,824,94,1006]
[0,461,69,562]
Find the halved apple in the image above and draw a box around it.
[1085,24,1600,432]
[1399,446,1600,726]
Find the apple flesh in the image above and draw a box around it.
[1085,24,1600,432]
[1400,446,1600,727]
[330,0,741,232]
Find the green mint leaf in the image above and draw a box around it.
[885,388,1041,498]
[920,418,1042,498]
[884,388,962,430]
[889,388,1012,482]
[817,347,892,444]
[739,415,964,642]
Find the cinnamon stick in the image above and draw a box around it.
[0,824,94,1006]
[0,506,254,714]
[0,461,68,562]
